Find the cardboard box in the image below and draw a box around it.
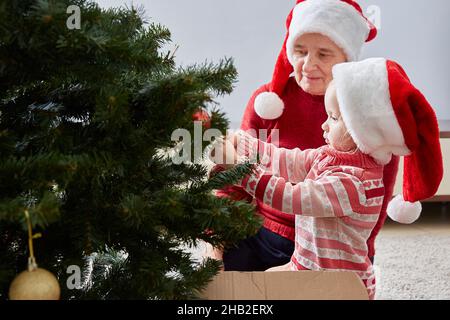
[201,271,369,300]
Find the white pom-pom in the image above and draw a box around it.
[387,194,422,224]
[254,92,284,120]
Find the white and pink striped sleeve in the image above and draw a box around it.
[235,130,316,184]
[241,171,366,217]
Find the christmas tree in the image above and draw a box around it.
[0,0,261,299]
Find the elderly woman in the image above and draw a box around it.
[212,0,399,271]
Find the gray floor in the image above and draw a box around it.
[374,202,450,300]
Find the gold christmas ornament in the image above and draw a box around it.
[9,267,60,300]
[8,210,61,300]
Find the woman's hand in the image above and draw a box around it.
[265,262,294,272]
[203,243,225,271]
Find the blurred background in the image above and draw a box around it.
[95,0,450,128]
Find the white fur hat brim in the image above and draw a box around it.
[286,0,371,63]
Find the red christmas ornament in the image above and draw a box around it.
[192,109,211,129]
[203,228,215,236]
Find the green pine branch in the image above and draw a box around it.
[0,0,260,300]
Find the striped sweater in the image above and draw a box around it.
[236,131,385,299]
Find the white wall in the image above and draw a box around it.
[96,0,450,127]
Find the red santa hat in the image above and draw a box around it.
[332,58,443,224]
[255,0,377,120]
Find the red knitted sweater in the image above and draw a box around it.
[215,77,399,258]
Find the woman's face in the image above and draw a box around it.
[291,33,347,96]
[322,81,357,152]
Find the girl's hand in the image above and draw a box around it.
[208,136,238,169]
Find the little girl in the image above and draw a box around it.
[213,58,443,299]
